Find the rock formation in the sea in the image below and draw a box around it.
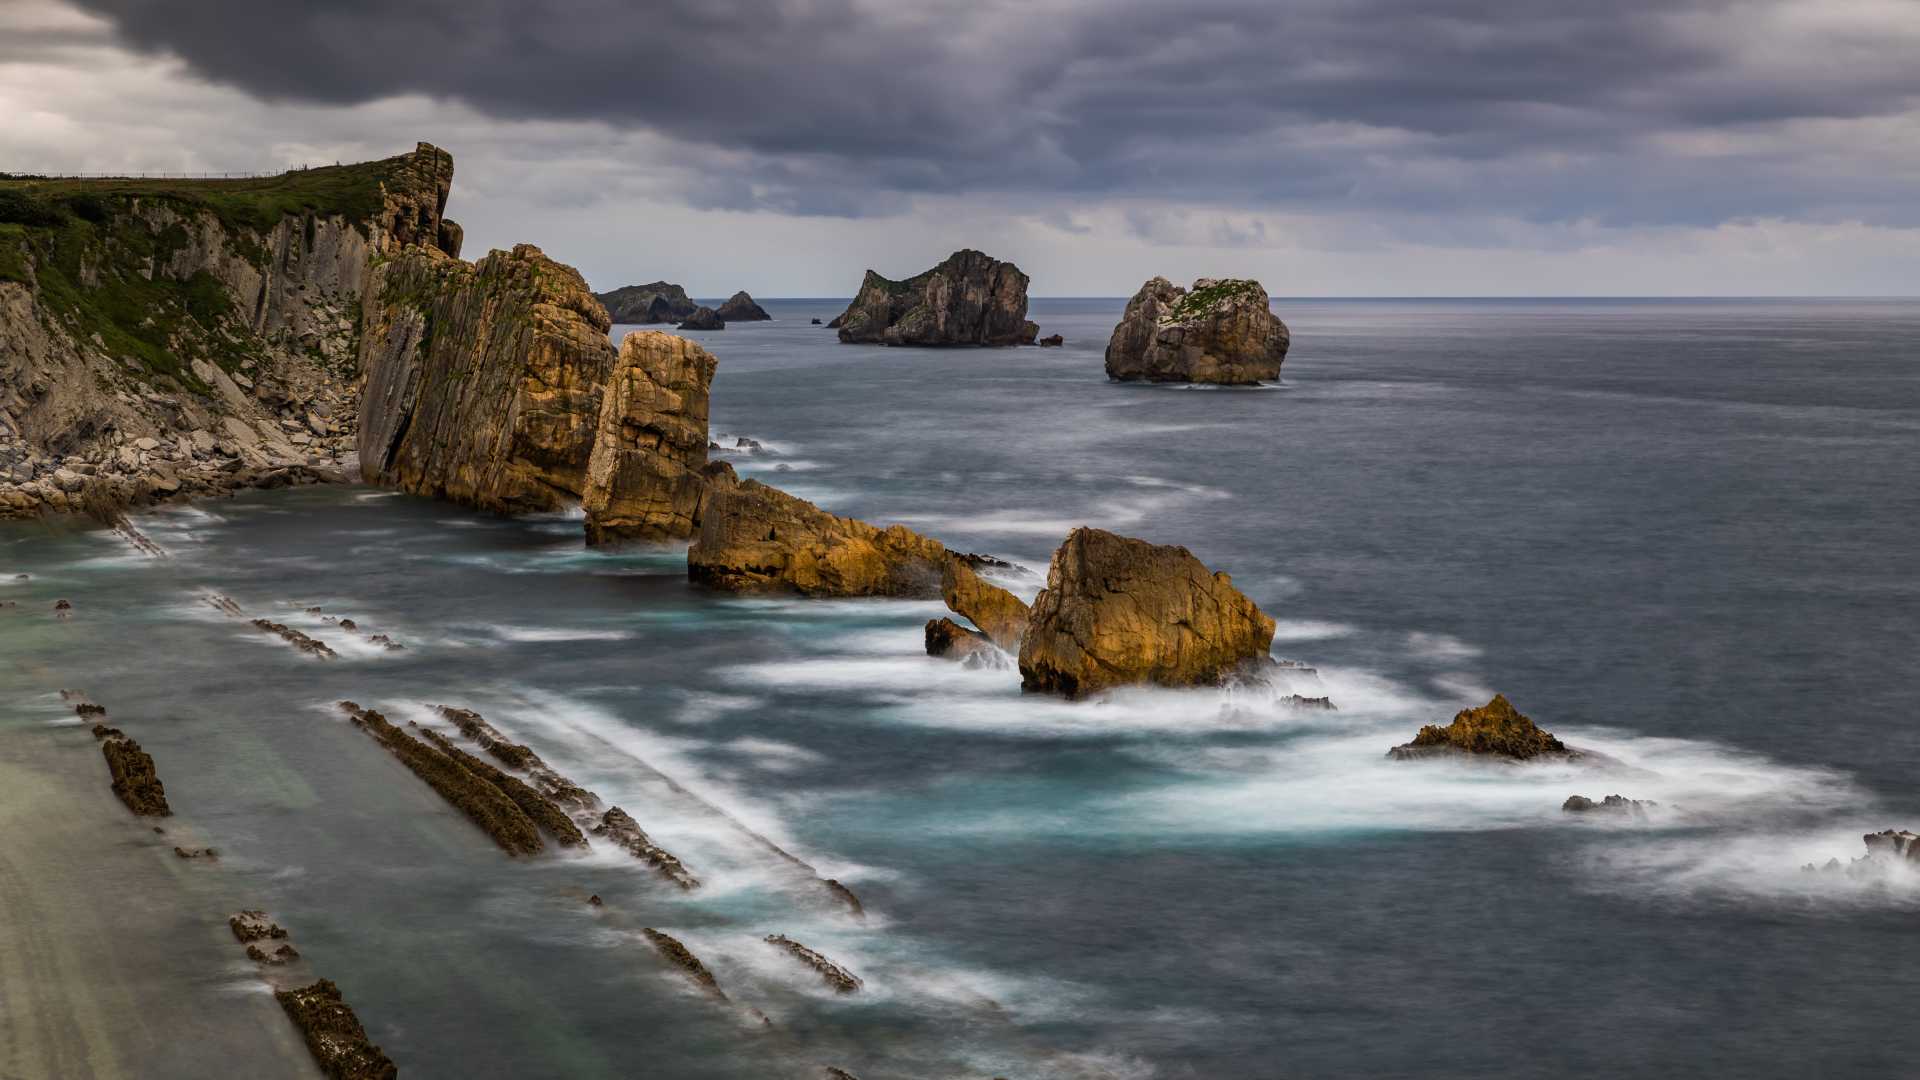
[417,728,587,848]
[832,249,1039,347]
[96,726,171,816]
[594,281,698,324]
[275,979,398,1080]
[1563,794,1655,817]
[942,558,1029,651]
[1388,694,1569,761]
[689,479,948,596]
[579,331,722,544]
[1104,277,1289,385]
[764,934,862,993]
[594,807,701,890]
[925,616,995,663]
[642,928,728,1001]
[1,143,461,519]
[1038,333,1064,347]
[1017,527,1277,699]
[250,618,337,659]
[359,243,724,543]
[677,306,724,331]
[1802,830,1920,877]
[715,291,771,321]
[338,702,545,855]
[810,317,823,325]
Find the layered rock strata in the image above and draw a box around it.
[1104,277,1289,384]
[1388,695,1569,761]
[274,979,398,1080]
[832,250,1038,346]
[1,143,460,518]
[338,702,545,855]
[1017,527,1277,699]
[764,934,862,993]
[642,928,728,1001]
[580,331,721,544]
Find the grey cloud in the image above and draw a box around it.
[63,0,1920,226]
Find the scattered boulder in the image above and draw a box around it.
[689,479,947,597]
[595,281,697,324]
[925,617,994,663]
[1563,794,1654,817]
[832,249,1038,347]
[764,934,862,993]
[676,306,724,331]
[1038,333,1064,347]
[1017,527,1277,699]
[941,558,1028,650]
[1388,695,1569,761]
[715,291,771,321]
[275,979,398,1080]
[1104,277,1289,384]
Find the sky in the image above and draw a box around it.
[3,0,1919,296]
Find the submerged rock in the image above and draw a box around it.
[1104,277,1289,384]
[595,281,698,324]
[715,291,771,321]
[810,317,823,325]
[941,558,1028,651]
[1389,695,1568,761]
[1563,794,1655,817]
[689,479,947,597]
[593,807,701,890]
[1017,527,1277,699]
[832,249,1038,347]
[231,910,290,943]
[275,979,398,1080]
[642,928,728,1001]
[676,306,724,331]
[1038,333,1064,347]
[764,934,862,993]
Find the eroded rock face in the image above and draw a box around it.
[833,249,1038,347]
[581,331,719,544]
[715,291,770,321]
[595,281,697,324]
[942,558,1028,651]
[1389,695,1568,761]
[1104,277,1289,385]
[1017,527,1277,699]
[689,479,948,596]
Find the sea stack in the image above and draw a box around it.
[1104,277,1289,384]
[595,281,698,324]
[832,249,1039,346]
[715,291,771,321]
[677,306,724,331]
[1389,695,1570,761]
[1017,527,1277,699]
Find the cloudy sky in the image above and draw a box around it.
[5,0,1918,295]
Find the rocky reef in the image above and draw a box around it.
[274,979,397,1080]
[1563,794,1655,817]
[339,702,545,855]
[1,143,461,518]
[594,806,701,890]
[1104,277,1289,384]
[764,934,862,993]
[642,928,728,1001]
[95,724,171,816]
[832,249,1038,347]
[1017,527,1277,699]
[594,281,697,324]
[689,479,948,596]
[715,291,770,321]
[1389,695,1569,761]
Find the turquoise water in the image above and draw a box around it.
[3,297,1918,1077]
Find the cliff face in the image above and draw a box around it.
[359,247,722,542]
[832,249,1038,347]
[0,143,460,517]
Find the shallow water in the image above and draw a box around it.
[3,297,1918,1077]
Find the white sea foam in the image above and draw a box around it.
[721,737,827,771]
[489,625,637,643]
[1271,619,1360,643]
[1577,824,1920,910]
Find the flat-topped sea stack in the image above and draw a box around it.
[688,479,949,596]
[1017,527,1277,699]
[832,249,1038,346]
[715,291,771,321]
[1105,277,1289,384]
[595,281,697,324]
[1389,695,1569,761]
[359,246,723,543]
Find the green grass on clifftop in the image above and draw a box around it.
[0,157,401,235]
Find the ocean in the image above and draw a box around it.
[2,296,1917,1078]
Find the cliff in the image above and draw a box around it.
[0,143,461,517]
[358,245,723,543]
[831,249,1038,346]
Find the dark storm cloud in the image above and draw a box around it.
[67,0,1920,224]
